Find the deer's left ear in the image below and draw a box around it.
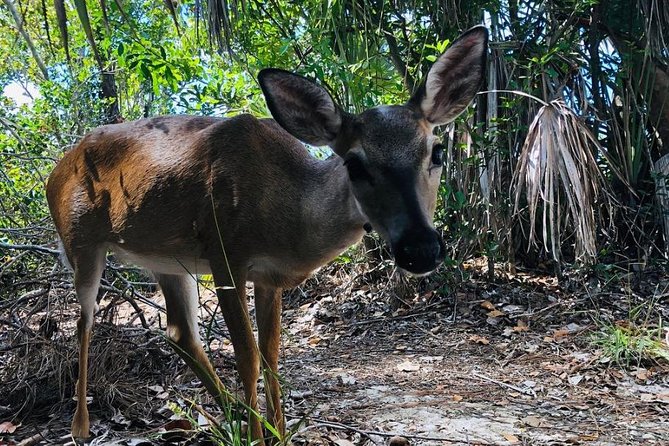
[409,26,488,126]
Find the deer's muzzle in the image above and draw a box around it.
[393,228,445,275]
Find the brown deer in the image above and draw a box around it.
[46,26,488,445]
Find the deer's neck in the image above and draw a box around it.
[245,153,366,288]
[302,155,367,259]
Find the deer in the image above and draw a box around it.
[46,26,488,445]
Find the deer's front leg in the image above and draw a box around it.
[255,285,285,441]
[157,273,230,407]
[212,267,265,444]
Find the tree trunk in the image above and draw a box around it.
[101,68,121,124]
[650,65,669,153]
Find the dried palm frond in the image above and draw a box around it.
[40,0,53,50]
[53,0,70,64]
[512,100,612,265]
[163,0,180,34]
[206,0,245,53]
[54,0,70,64]
[95,0,109,30]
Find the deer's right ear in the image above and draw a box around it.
[259,69,342,147]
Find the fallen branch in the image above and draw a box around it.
[517,301,562,319]
[17,429,48,446]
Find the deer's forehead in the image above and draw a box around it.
[355,106,430,162]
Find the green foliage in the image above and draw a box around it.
[168,394,294,445]
[593,322,669,367]
[169,400,255,445]
[0,103,55,228]
[590,287,669,367]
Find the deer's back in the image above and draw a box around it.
[46,114,311,265]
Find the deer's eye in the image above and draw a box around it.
[431,143,445,166]
[344,156,374,184]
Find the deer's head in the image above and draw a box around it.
[259,26,488,275]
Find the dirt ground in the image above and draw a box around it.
[1,260,668,446]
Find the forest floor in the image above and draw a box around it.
[1,258,668,446]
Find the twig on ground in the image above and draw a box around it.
[1,249,29,271]
[352,309,448,326]
[110,270,150,328]
[472,371,536,397]
[17,429,49,446]
[517,301,562,319]
[351,298,453,327]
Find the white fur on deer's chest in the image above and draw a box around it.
[112,245,212,275]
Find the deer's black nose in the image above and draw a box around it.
[393,228,444,275]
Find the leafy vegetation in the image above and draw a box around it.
[594,322,669,366]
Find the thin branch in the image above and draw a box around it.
[0,242,60,256]
[3,0,50,80]
[472,371,536,397]
[0,116,26,146]
[384,30,415,91]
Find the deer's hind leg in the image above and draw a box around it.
[155,273,229,404]
[70,245,106,439]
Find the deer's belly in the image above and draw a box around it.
[112,245,212,276]
[110,248,319,288]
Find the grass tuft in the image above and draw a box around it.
[593,322,669,367]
